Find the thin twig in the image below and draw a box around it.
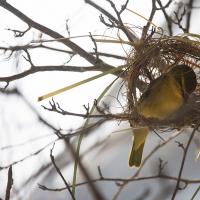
[113,130,183,200]
[171,124,200,199]
[0,1,108,66]
[42,99,132,120]
[105,0,134,42]
[191,184,200,200]
[0,44,126,60]
[0,120,107,171]
[50,144,75,200]
[64,138,106,200]
[156,0,173,35]
[23,49,34,67]
[172,3,187,32]
[0,139,58,170]
[38,173,200,192]
[23,135,109,195]
[7,26,31,37]
[89,32,99,61]
[85,0,137,41]
[5,166,13,200]
[0,64,122,83]
[186,0,194,32]
[141,0,157,39]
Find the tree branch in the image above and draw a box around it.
[85,0,137,41]
[157,0,173,35]
[5,166,13,200]
[186,0,194,32]
[0,1,110,67]
[171,125,200,199]
[0,64,124,83]
[38,173,200,192]
[0,44,126,60]
[50,144,75,200]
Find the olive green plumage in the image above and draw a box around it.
[129,64,197,167]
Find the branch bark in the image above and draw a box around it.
[0,1,111,68]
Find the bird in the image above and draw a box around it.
[129,64,197,167]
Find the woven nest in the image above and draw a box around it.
[123,34,200,130]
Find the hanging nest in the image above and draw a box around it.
[123,33,200,130]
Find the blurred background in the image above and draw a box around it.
[0,0,200,199]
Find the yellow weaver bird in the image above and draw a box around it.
[129,64,197,167]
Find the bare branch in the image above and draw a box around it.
[41,99,132,120]
[0,139,58,170]
[158,158,168,176]
[89,32,99,61]
[0,44,126,60]
[23,49,34,67]
[50,144,75,200]
[172,3,187,33]
[191,184,200,200]
[0,1,109,66]
[62,139,106,200]
[5,166,13,200]
[65,19,71,37]
[85,0,137,41]
[119,0,129,14]
[156,0,172,10]
[105,0,134,42]
[156,0,173,35]
[142,0,173,38]
[141,0,157,39]
[113,130,183,199]
[38,174,200,192]
[0,64,122,83]
[186,0,194,32]
[7,26,31,37]
[171,125,200,199]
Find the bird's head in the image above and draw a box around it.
[169,64,197,94]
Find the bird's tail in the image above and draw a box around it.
[129,127,149,167]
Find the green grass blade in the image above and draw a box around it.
[38,66,123,101]
[71,77,118,196]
